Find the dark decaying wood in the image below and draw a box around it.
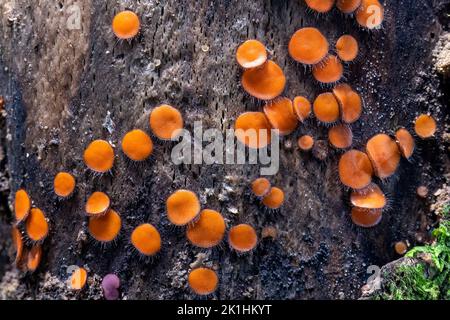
[0,0,448,299]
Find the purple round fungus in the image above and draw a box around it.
[102,274,120,300]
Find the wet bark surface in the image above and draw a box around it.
[0,0,449,299]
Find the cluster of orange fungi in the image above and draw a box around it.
[289,27,360,84]
[251,178,285,210]
[11,189,48,273]
[339,115,436,228]
[234,16,438,235]
[304,0,385,30]
[9,4,439,295]
[234,31,362,156]
[164,189,259,294]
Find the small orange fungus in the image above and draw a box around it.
[83,140,114,173]
[188,268,218,295]
[27,245,42,272]
[166,190,200,226]
[241,60,286,100]
[251,178,271,197]
[262,187,285,209]
[235,112,272,149]
[356,0,384,29]
[350,183,386,209]
[11,227,23,265]
[395,128,415,159]
[351,207,382,228]
[121,129,153,161]
[298,135,315,151]
[149,104,184,140]
[70,267,87,290]
[394,241,408,255]
[131,223,161,256]
[53,172,76,198]
[414,114,437,139]
[25,208,49,242]
[228,224,258,253]
[14,189,31,223]
[328,124,353,149]
[332,84,362,124]
[236,40,267,69]
[88,209,122,243]
[85,192,111,217]
[336,0,362,13]
[288,27,329,65]
[366,134,401,179]
[336,35,359,62]
[186,209,226,248]
[417,186,428,199]
[263,98,298,135]
[112,10,140,40]
[312,55,344,84]
[338,150,373,189]
[304,0,335,13]
[293,96,311,122]
[261,226,278,240]
[313,92,340,123]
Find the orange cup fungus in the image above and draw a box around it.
[85,192,110,217]
[395,128,415,159]
[298,135,315,151]
[261,226,278,240]
[417,186,429,199]
[336,0,362,14]
[262,187,285,209]
[11,226,23,265]
[350,183,386,209]
[236,39,267,69]
[131,223,162,256]
[25,208,49,242]
[414,114,437,139]
[336,35,359,62]
[112,10,140,40]
[351,207,382,228]
[241,60,286,100]
[338,150,373,189]
[304,0,335,13]
[27,245,42,272]
[366,134,401,179]
[332,84,362,124]
[88,209,122,243]
[234,112,272,149]
[312,55,344,84]
[188,267,218,296]
[166,189,200,226]
[251,177,271,197]
[186,209,226,248]
[53,172,76,198]
[313,92,340,124]
[83,140,114,173]
[228,224,258,253]
[70,266,88,290]
[328,124,353,149]
[289,27,329,65]
[14,189,31,223]
[149,104,184,140]
[121,129,153,161]
[356,0,384,29]
[394,241,408,255]
[263,98,298,135]
[293,96,312,122]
